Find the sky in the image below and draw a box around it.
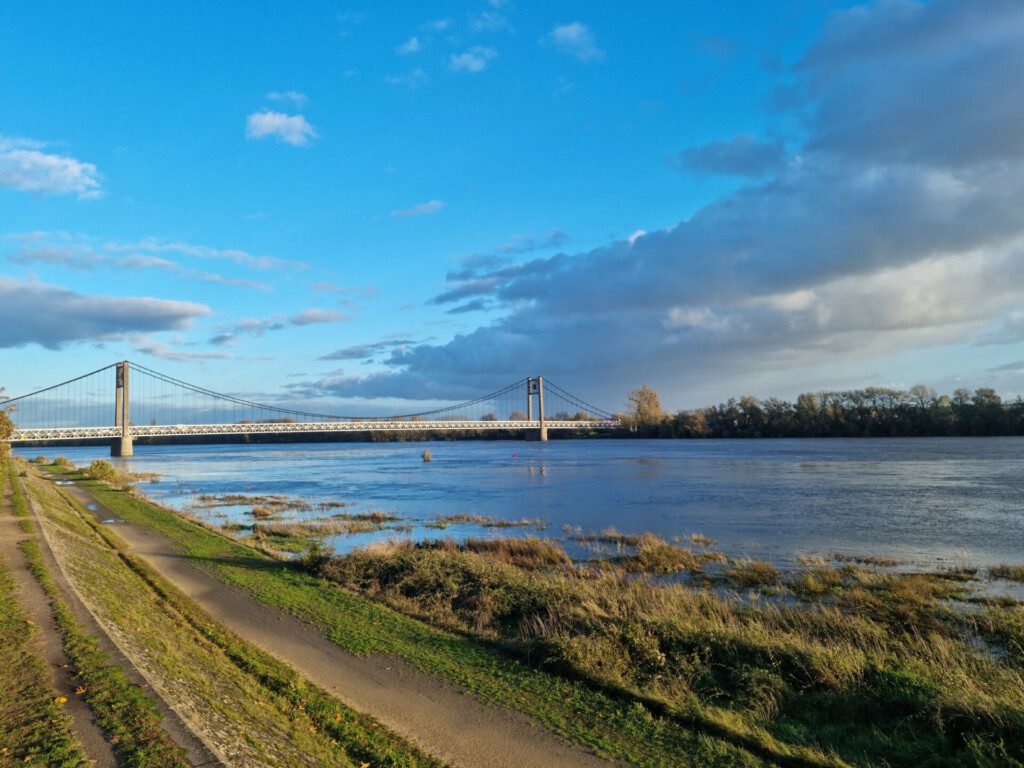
[3,0,1024,414]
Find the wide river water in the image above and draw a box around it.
[17,437,1024,568]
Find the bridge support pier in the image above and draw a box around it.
[524,376,547,442]
[111,361,133,457]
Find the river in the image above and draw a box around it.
[17,437,1024,568]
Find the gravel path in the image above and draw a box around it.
[63,480,617,768]
[19,476,223,767]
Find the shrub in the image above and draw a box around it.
[53,456,75,469]
[421,449,433,462]
[30,455,51,464]
[84,459,118,483]
[299,537,335,573]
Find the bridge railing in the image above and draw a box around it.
[10,419,620,443]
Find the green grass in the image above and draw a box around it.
[0,553,89,767]
[18,537,190,768]
[49,464,1024,767]
[24,464,443,768]
[6,456,34,533]
[50,466,783,768]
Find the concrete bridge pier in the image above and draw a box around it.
[111,361,133,457]
[524,376,548,442]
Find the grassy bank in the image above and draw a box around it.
[47,464,784,768]
[18,537,189,768]
[23,463,443,768]
[321,539,1024,767]
[6,455,33,533]
[0,555,89,767]
[45,462,1024,766]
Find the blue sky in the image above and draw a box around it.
[3,0,1024,413]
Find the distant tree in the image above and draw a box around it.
[509,410,528,421]
[0,389,13,457]
[909,384,934,409]
[624,382,1024,439]
[628,384,663,428]
[480,412,498,421]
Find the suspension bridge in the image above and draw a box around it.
[2,362,620,455]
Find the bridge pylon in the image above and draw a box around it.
[111,361,133,457]
[525,376,548,442]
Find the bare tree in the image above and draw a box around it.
[628,384,663,427]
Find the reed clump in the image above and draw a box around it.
[727,558,781,587]
[428,513,543,529]
[989,564,1024,582]
[833,552,907,567]
[614,532,726,574]
[313,534,1024,767]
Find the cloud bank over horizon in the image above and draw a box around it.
[6,1,1024,412]
[297,0,1024,407]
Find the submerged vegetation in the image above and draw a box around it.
[428,513,545,529]
[317,535,1024,768]
[28,460,1024,767]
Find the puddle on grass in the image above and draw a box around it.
[87,504,97,510]
[101,519,119,524]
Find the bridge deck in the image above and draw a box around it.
[11,419,619,443]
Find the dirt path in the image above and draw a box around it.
[0,487,118,767]
[16,477,223,768]
[62,481,616,768]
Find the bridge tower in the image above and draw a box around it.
[111,361,133,457]
[525,376,548,442]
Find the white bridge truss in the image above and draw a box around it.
[11,419,619,443]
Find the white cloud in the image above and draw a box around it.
[389,199,445,218]
[396,36,421,55]
[5,231,305,281]
[303,1,1024,407]
[450,46,498,73]
[134,341,235,362]
[290,308,348,325]
[266,90,308,107]
[12,247,271,290]
[470,11,511,34]
[245,111,317,146]
[210,308,347,345]
[543,22,604,63]
[0,277,209,350]
[0,137,102,198]
[385,68,428,88]
[423,19,451,32]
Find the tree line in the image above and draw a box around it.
[620,384,1024,438]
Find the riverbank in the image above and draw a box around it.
[6,456,452,767]
[35,458,1024,767]
[20,438,1024,570]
